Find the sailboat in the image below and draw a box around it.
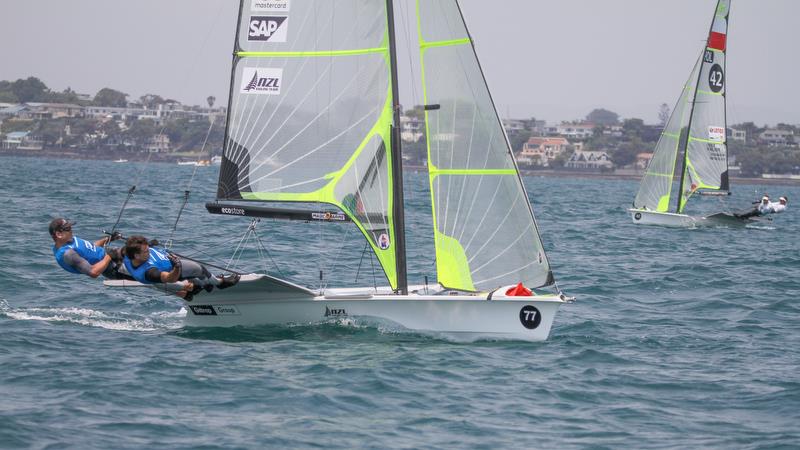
[108,0,569,341]
[629,0,740,227]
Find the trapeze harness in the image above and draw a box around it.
[123,247,173,284]
[53,237,106,274]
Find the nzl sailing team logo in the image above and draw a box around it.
[240,68,282,95]
[248,16,288,42]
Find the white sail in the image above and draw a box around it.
[217,0,401,288]
[679,0,731,211]
[634,0,731,214]
[418,0,553,291]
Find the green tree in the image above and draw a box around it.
[139,94,165,108]
[611,136,645,168]
[124,119,157,147]
[94,88,128,107]
[622,118,646,139]
[11,77,48,102]
[586,108,619,126]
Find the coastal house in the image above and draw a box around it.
[564,150,613,170]
[759,128,794,146]
[635,152,654,170]
[2,131,43,150]
[518,137,569,166]
[145,134,171,153]
[556,122,596,140]
[727,127,746,143]
[24,102,84,119]
[0,104,27,120]
[502,118,526,135]
[400,115,424,142]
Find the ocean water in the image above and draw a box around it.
[1,156,798,449]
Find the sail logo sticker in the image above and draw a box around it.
[312,212,346,221]
[708,126,725,142]
[703,50,714,64]
[708,64,724,93]
[240,68,282,95]
[519,305,542,330]
[378,233,390,250]
[248,16,288,42]
[251,0,290,12]
[221,207,246,215]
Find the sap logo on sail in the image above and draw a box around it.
[251,0,289,12]
[221,207,245,216]
[248,16,288,42]
[240,68,282,95]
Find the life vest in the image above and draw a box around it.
[123,247,173,284]
[53,237,106,274]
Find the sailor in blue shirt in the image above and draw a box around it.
[49,218,127,279]
[123,235,239,301]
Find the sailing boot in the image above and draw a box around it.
[217,274,241,290]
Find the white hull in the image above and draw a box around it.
[629,209,697,227]
[629,209,753,228]
[106,275,565,342]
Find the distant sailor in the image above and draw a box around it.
[735,196,774,219]
[123,235,240,301]
[49,218,129,279]
[769,196,788,214]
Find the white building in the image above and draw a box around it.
[565,150,613,170]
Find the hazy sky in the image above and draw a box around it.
[0,0,796,125]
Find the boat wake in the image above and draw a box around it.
[0,298,185,332]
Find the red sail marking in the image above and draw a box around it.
[708,32,727,51]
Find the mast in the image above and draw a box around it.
[385,0,408,294]
[217,0,246,199]
[674,0,723,213]
[720,3,731,192]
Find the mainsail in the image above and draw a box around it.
[678,0,731,211]
[217,0,400,288]
[634,0,731,213]
[417,0,553,291]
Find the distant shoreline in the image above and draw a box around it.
[3,149,799,186]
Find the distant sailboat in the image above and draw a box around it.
[629,0,741,227]
[108,0,570,341]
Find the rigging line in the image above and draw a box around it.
[321,225,353,291]
[168,250,243,276]
[252,223,287,278]
[109,1,226,237]
[227,221,256,270]
[164,115,218,249]
[354,241,370,283]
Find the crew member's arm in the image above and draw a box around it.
[143,266,181,283]
[94,231,122,248]
[63,250,111,279]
